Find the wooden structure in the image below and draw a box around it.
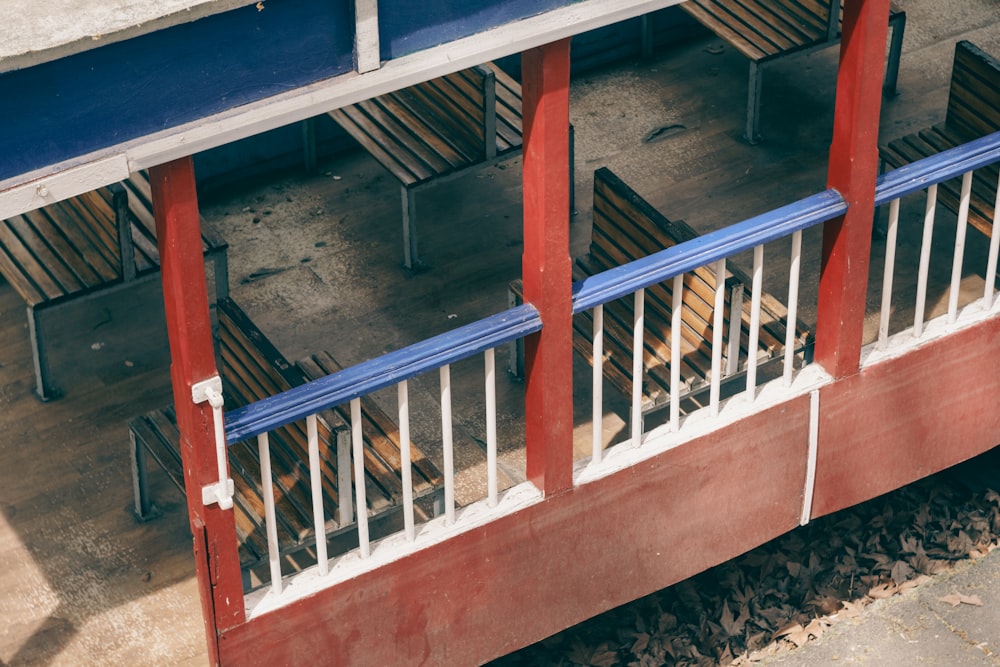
[879,40,1000,238]
[328,64,527,268]
[129,297,443,581]
[510,166,812,419]
[679,0,906,142]
[0,171,228,399]
[3,1,1000,666]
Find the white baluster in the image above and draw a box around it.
[670,275,683,432]
[985,171,1000,309]
[878,198,900,349]
[307,414,328,575]
[398,381,414,541]
[258,432,282,594]
[440,365,455,525]
[485,348,498,507]
[914,184,937,337]
[745,245,763,400]
[592,304,604,463]
[948,171,973,324]
[784,230,802,386]
[631,288,645,445]
[351,398,370,558]
[710,259,726,416]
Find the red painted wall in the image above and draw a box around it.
[218,397,811,665]
[812,317,1000,518]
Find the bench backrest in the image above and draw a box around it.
[585,167,738,383]
[397,63,522,161]
[217,298,351,547]
[946,40,1000,140]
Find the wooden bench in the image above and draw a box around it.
[129,297,442,579]
[678,0,906,143]
[510,167,812,423]
[328,62,573,269]
[0,171,229,400]
[879,40,1000,239]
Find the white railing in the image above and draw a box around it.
[574,196,837,463]
[875,132,1000,348]
[225,306,540,599]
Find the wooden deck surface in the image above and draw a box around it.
[2,3,999,663]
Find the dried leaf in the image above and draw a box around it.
[867,582,897,599]
[897,574,932,593]
[589,648,620,667]
[890,560,914,585]
[630,632,650,655]
[938,593,984,607]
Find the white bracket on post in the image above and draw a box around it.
[192,376,234,510]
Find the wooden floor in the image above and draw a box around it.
[2,2,999,663]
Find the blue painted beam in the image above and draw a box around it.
[224,303,542,444]
[0,0,354,183]
[2,0,600,185]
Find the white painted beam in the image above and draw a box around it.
[354,0,380,74]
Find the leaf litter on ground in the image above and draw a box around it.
[491,459,1000,667]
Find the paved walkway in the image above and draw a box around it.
[761,546,1000,665]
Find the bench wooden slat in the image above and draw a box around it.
[0,236,48,305]
[880,41,1000,241]
[4,212,87,298]
[363,98,460,177]
[36,201,119,284]
[0,216,66,305]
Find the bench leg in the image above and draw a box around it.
[401,186,420,270]
[213,248,230,302]
[640,14,655,59]
[26,305,58,401]
[301,117,318,174]
[335,430,354,526]
[725,284,744,377]
[745,61,763,144]
[129,429,162,522]
[884,11,906,96]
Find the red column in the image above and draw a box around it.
[521,39,574,496]
[814,0,891,378]
[150,158,245,662]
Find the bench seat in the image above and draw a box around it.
[879,41,1000,239]
[328,62,572,269]
[679,0,906,143]
[511,167,812,422]
[0,171,228,399]
[129,297,443,582]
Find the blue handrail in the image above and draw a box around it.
[572,188,847,313]
[225,303,542,443]
[875,130,1000,206]
[224,130,1000,446]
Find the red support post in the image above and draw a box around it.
[814,0,891,378]
[521,39,574,496]
[150,158,245,662]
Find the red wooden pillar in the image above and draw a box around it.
[521,39,574,496]
[814,0,891,378]
[150,158,245,663]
